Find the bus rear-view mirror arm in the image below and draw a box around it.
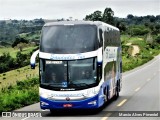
[30,49,39,69]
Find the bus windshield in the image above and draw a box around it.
[40,58,97,90]
[40,25,98,54]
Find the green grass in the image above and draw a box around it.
[0,64,39,91]
[0,46,37,58]
[0,77,39,113]
[19,31,41,41]
[121,35,160,72]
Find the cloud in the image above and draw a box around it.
[0,0,159,20]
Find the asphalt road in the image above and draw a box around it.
[1,55,160,120]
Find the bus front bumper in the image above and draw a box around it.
[40,94,103,109]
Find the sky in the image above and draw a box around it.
[0,0,159,20]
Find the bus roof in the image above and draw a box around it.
[44,21,119,31]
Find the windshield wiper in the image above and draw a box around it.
[42,83,60,87]
[69,82,90,87]
[79,83,90,87]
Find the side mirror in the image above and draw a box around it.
[30,50,39,69]
[31,64,35,69]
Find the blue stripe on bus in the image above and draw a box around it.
[40,91,105,109]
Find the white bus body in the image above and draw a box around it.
[30,21,122,110]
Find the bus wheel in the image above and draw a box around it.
[114,81,119,100]
[104,87,109,102]
[106,87,109,102]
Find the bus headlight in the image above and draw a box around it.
[88,100,97,105]
[40,101,49,106]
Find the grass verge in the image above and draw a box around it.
[0,64,39,91]
[121,35,160,72]
[0,77,39,114]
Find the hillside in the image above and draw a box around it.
[121,35,160,71]
[0,19,44,43]
[0,46,37,58]
[0,64,39,91]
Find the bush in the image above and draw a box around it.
[0,53,16,73]
[155,35,160,44]
[0,77,39,113]
[12,37,28,48]
[129,26,150,36]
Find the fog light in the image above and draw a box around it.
[88,100,97,105]
[41,101,49,106]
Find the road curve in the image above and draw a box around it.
[1,55,160,120]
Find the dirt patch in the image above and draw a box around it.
[132,45,140,56]
[138,38,143,40]
[126,43,132,45]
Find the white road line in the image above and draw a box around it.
[101,113,112,120]
[123,58,159,78]
[117,99,127,107]
[21,117,30,120]
[147,78,151,82]
[153,73,156,76]
[135,87,141,92]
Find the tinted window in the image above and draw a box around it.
[40,25,98,54]
[40,58,98,90]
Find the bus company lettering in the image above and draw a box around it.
[105,48,116,59]
[106,52,115,59]
[50,55,75,60]
[50,54,85,60]
[51,93,83,97]
[108,53,115,58]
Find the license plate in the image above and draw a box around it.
[63,104,73,108]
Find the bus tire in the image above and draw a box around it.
[114,81,119,100]
[104,87,109,102]
[106,87,109,101]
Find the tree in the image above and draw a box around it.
[102,7,114,25]
[154,24,160,35]
[12,37,28,48]
[84,7,115,25]
[127,14,134,19]
[0,53,15,73]
[129,25,150,36]
[85,10,102,21]
[146,33,153,45]
[155,35,160,44]
[16,43,28,51]
[16,52,28,66]
[116,21,127,32]
[149,16,156,22]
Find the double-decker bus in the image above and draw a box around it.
[30,21,122,112]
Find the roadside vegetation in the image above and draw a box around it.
[0,46,38,73]
[0,64,39,90]
[0,46,37,58]
[121,35,160,72]
[85,8,160,71]
[0,78,39,113]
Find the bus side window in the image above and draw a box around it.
[98,65,102,80]
[99,29,103,47]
